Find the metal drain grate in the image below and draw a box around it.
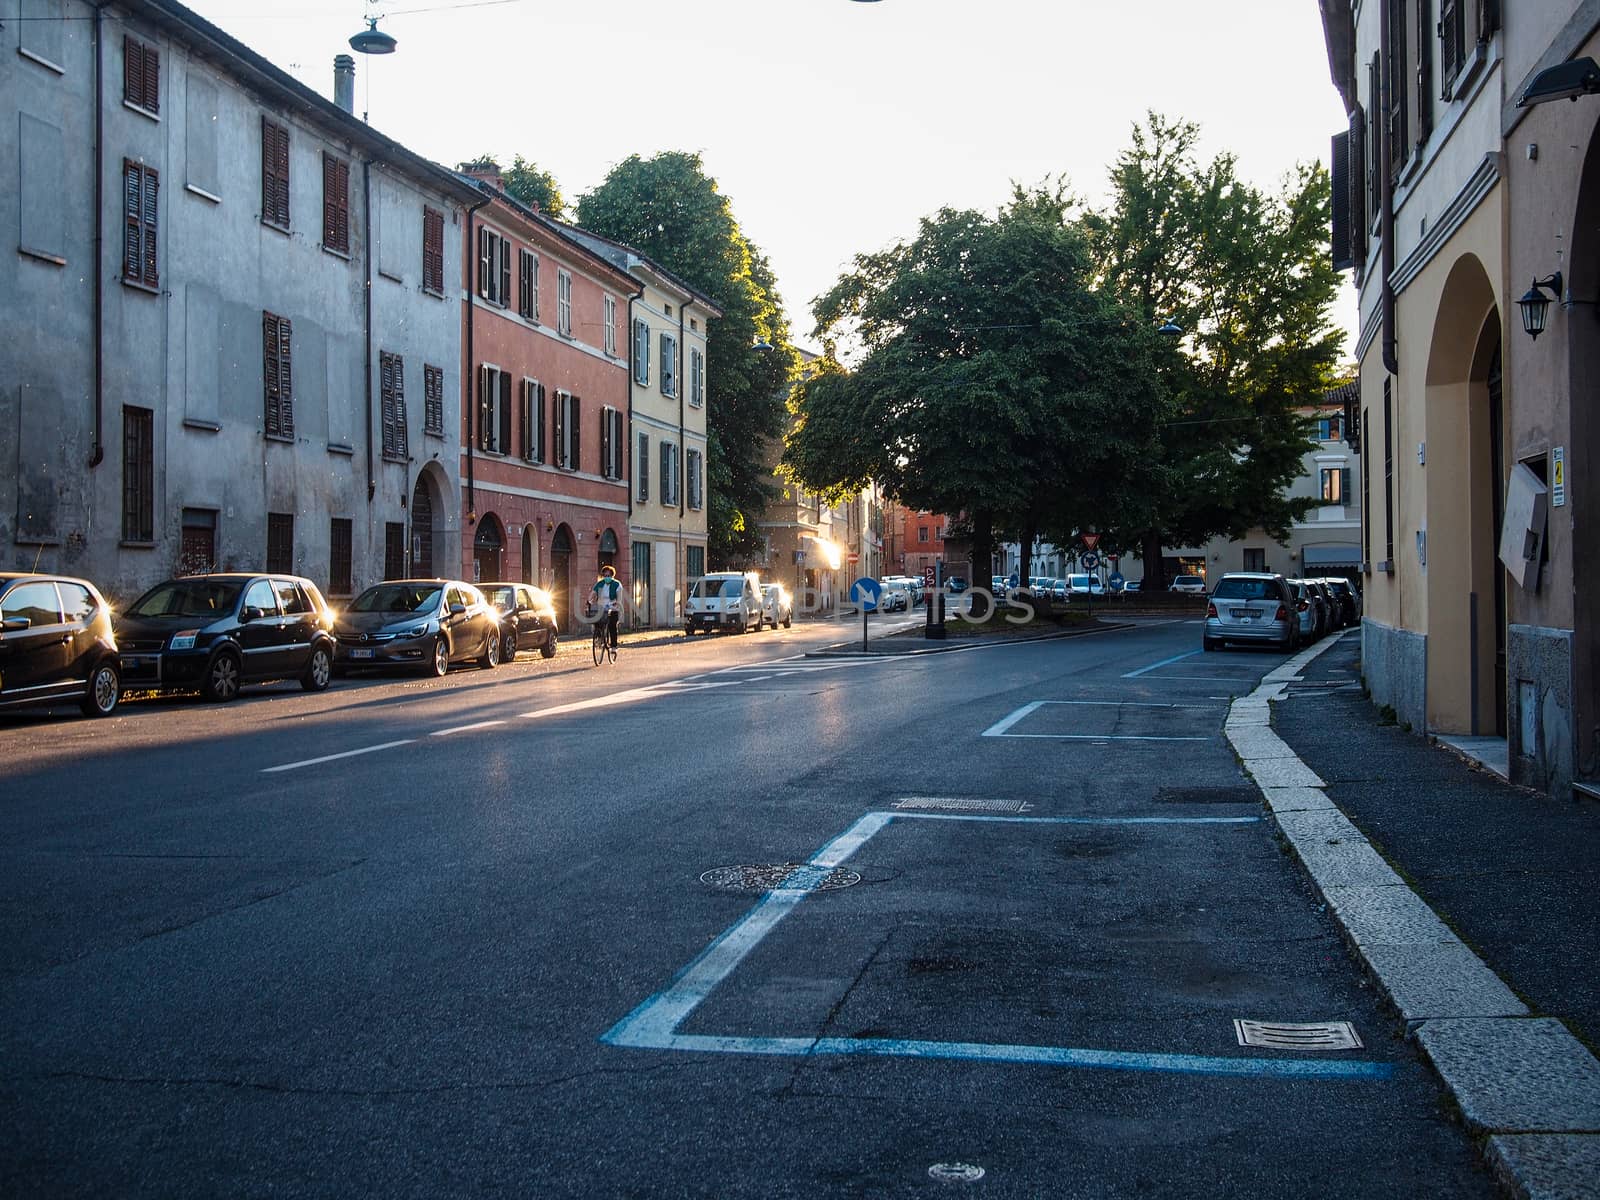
[1234,1019,1363,1050]
[893,796,1031,813]
[699,864,862,893]
[1155,786,1261,805]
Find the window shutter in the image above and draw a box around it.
[599,407,611,477]
[1477,0,1500,41]
[423,207,444,294]
[1330,131,1352,272]
[392,355,408,459]
[613,411,625,481]
[1367,55,1382,220]
[478,366,493,451]
[1349,107,1368,267]
[570,395,581,472]
[531,256,540,321]
[263,312,280,435]
[477,228,490,299]
[124,36,143,106]
[1416,0,1433,146]
[536,383,547,464]
[499,240,511,307]
[521,381,532,459]
[554,391,566,467]
[499,370,512,454]
[141,166,159,286]
[380,354,397,458]
[1440,0,1459,89]
[639,433,649,502]
[424,364,443,435]
[143,43,160,112]
[660,441,670,506]
[122,159,142,280]
[278,315,294,435]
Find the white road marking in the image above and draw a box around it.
[261,740,414,773]
[1123,650,1201,678]
[981,702,1046,737]
[993,733,1212,742]
[429,720,506,737]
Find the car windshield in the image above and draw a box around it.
[127,579,243,618]
[1327,581,1351,596]
[1214,578,1276,600]
[691,578,742,598]
[479,585,516,612]
[348,584,442,614]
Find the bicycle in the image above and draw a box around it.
[588,605,618,666]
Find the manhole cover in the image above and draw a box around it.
[1155,786,1261,805]
[893,796,1030,813]
[1234,1019,1363,1050]
[928,1162,985,1183]
[699,864,861,893]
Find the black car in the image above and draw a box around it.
[478,582,559,661]
[332,580,501,677]
[115,574,336,702]
[0,573,121,718]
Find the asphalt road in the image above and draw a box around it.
[0,616,1495,1197]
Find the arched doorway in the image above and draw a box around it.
[474,514,505,585]
[598,528,619,571]
[410,476,435,577]
[550,523,574,631]
[522,525,538,586]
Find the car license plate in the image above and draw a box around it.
[350,648,374,659]
[1237,607,1261,618]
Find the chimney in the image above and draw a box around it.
[334,54,355,114]
[462,160,504,192]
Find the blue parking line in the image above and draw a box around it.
[601,811,1394,1082]
[1123,650,1202,678]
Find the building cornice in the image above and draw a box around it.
[1391,152,1502,296]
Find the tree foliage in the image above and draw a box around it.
[1083,113,1345,579]
[502,155,564,218]
[784,185,1168,584]
[576,153,794,565]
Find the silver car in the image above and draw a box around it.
[1203,573,1296,652]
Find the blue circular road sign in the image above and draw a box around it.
[851,576,882,611]
[1081,552,1099,571]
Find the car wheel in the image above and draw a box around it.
[202,649,242,702]
[428,636,450,678]
[540,631,557,659]
[784,616,792,628]
[81,661,121,717]
[1202,636,1219,652]
[479,629,500,669]
[502,627,518,663]
[301,644,333,692]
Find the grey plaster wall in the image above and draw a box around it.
[1362,617,1427,732]
[1507,624,1574,796]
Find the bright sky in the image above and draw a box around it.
[184,0,1354,350]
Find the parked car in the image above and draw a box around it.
[761,583,795,628]
[332,580,500,676]
[1169,575,1207,594]
[1064,574,1106,598]
[1308,580,1337,634]
[0,573,122,718]
[685,572,764,635]
[1320,577,1361,627]
[116,573,336,701]
[479,581,558,661]
[1284,579,1320,643]
[1123,579,1142,593]
[878,584,909,613]
[1203,572,1296,652]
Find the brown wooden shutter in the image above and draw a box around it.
[263,312,280,434]
[422,207,444,294]
[124,36,143,107]
[141,166,158,286]
[322,154,349,253]
[519,251,531,318]
[278,316,293,435]
[498,370,512,454]
[143,43,160,112]
[262,119,289,227]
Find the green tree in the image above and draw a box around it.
[783,185,1168,587]
[502,155,564,218]
[1084,113,1344,584]
[576,152,794,564]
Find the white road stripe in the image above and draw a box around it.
[261,739,414,773]
[981,702,1045,737]
[429,720,506,737]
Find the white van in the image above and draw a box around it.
[685,572,764,635]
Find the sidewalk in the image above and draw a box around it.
[1243,633,1600,1198]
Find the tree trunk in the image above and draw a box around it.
[1018,521,1035,594]
[970,510,994,590]
[1141,529,1164,588]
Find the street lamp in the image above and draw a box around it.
[349,16,396,54]
[1157,318,1184,336]
[1517,57,1600,107]
[1516,273,1563,341]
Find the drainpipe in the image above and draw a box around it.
[1378,4,1399,376]
[463,193,490,518]
[88,2,110,469]
[363,159,375,501]
[624,284,643,518]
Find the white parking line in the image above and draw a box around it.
[981,702,1045,737]
[429,720,506,737]
[1123,650,1201,678]
[261,740,414,773]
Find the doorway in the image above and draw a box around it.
[474,514,505,584]
[522,525,538,586]
[551,523,574,630]
[411,477,434,577]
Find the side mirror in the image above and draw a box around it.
[449,602,467,616]
[1,616,30,632]
[241,606,265,622]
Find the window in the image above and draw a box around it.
[519,249,539,320]
[934,525,943,541]
[123,35,160,114]
[918,526,929,543]
[1317,416,1343,441]
[1383,380,1395,566]
[424,364,444,436]
[122,159,159,288]
[1439,0,1465,94]
[329,518,353,595]
[1243,547,1267,572]
[477,226,510,306]
[687,448,702,510]
[266,512,294,573]
[477,365,511,453]
[122,406,153,542]
[690,348,704,407]
[179,508,217,575]
[262,311,293,439]
[659,441,679,507]
[521,379,546,463]
[604,295,617,355]
[1385,0,1409,174]
[260,118,290,229]
[274,579,310,616]
[1321,467,1352,504]
[384,522,406,579]
[599,406,625,480]
[686,545,705,581]
[1414,0,1433,148]
[321,152,350,254]
[557,269,572,337]
[422,207,445,295]
[660,333,678,397]
[554,391,581,470]
[380,351,408,462]
[632,318,650,385]
[637,432,650,502]
[2,582,63,628]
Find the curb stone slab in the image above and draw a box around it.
[1486,1134,1600,1200]
[1359,942,1530,1021]
[1321,884,1462,948]
[1415,1018,1600,1134]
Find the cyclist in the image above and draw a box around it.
[588,564,622,651]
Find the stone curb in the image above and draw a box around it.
[805,621,1133,658]
[1225,631,1600,1200]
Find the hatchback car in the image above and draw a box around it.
[0,573,122,718]
[1169,575,1207,594]
[333,580,501,676]
[1319,577,1360,628]
[761,583,795,628]
[1284,579,1320,643]
[478,582,558,661]
[1203,573,1296,652]
[115,573,335,701]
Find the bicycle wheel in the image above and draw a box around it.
[592,626,605,666]
[607,639,618,664]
